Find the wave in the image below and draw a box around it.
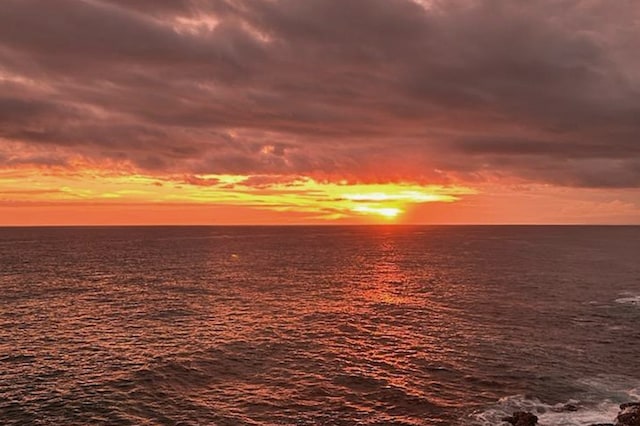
[615,291,640,306]
[469,395,620,425]
[469,377,639,425]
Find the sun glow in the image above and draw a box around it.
[0,164,475,224]
[342,191,448,203]
[338,189,460,220]
[352,205,402,219]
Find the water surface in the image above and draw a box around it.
[1,226,639,425]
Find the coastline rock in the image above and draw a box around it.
[502,411,538,426]
[503,402,640,426]
[620,403,640,410]
[616,402,640,426]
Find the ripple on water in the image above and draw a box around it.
[1,226,640,424]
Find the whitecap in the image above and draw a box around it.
[468,394,626,426]
[615,294,640,306]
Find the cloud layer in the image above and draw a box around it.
[1,0,639,187]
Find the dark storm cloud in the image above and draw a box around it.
[1,0,639,187]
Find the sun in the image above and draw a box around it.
[338,188,464,221]
[352,205,402,219]
[376,207,402,218]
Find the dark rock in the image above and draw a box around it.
[616,402,640,426]
[501,411,538,426]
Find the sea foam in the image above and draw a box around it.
[470,376,640,426]
[469,395,621,426]
[615,292,640,306]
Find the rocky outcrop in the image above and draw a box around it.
[502,411,538,426]
[502,402,640,426]
[590,402,640,426]
[616,402,640,426]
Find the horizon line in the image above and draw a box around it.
[1,223,639,228]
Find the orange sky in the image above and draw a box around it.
[1,163,639,225]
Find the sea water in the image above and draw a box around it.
[1,226,639,425]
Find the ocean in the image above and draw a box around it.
[1,226,639,425]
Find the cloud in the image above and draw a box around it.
[0,0,639,187]
[180,175,221,186]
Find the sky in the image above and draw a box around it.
[1,0,639,225]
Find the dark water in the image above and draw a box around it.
[1,226,639,425]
